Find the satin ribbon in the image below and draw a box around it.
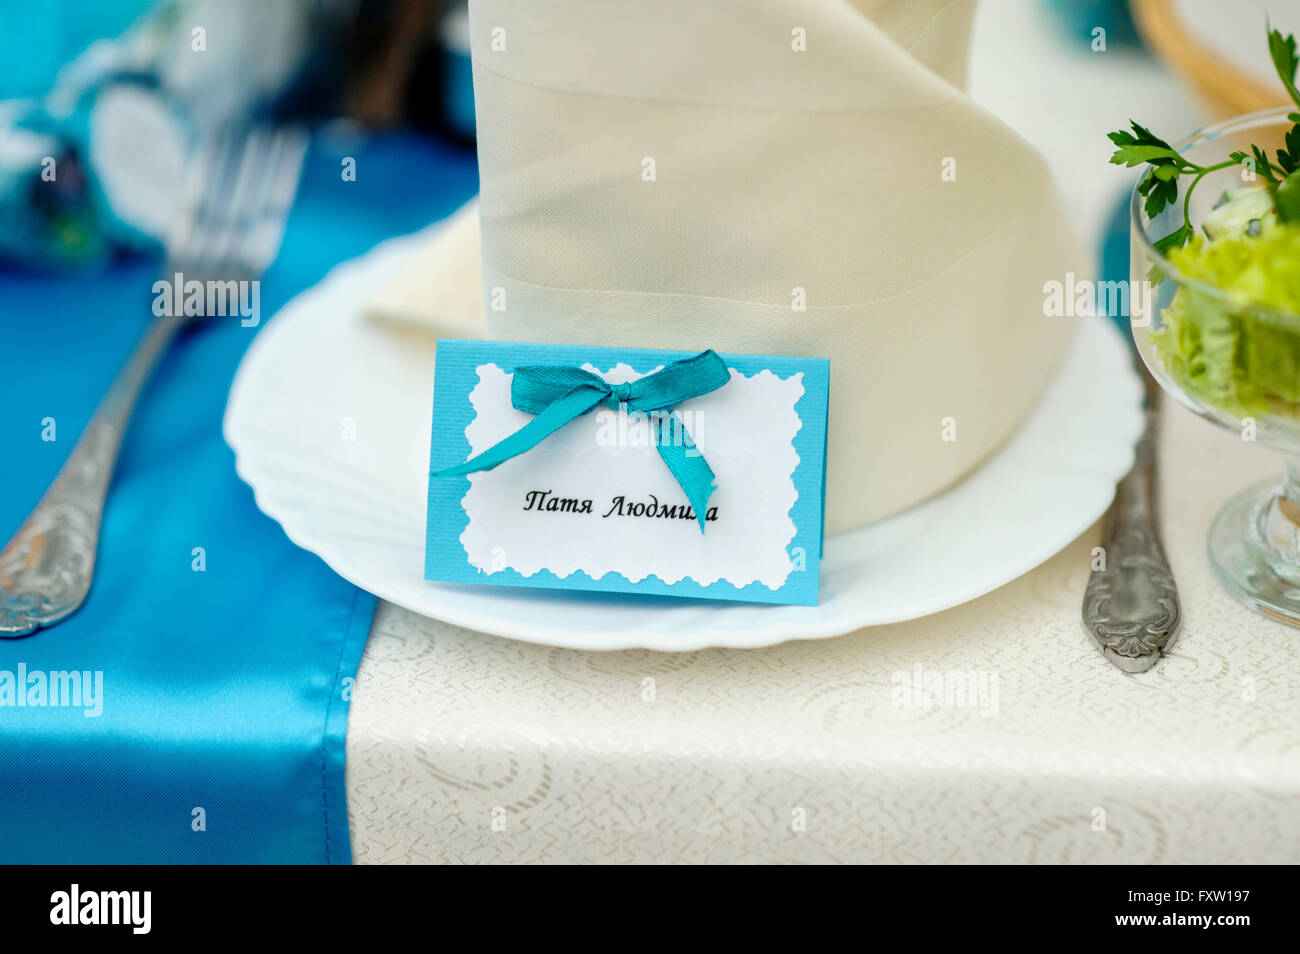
[435,350,730,531]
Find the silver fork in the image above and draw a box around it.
[0,127,306,637]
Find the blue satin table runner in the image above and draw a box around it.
[0,131,478,863]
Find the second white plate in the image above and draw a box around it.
[224,228,1144,651]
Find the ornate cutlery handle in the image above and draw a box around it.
[0,318,182,637]
[1082,404,1182,673]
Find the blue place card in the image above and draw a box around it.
[426,339,829,606]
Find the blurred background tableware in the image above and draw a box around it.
[0,0,478,639]
[0,0,475,274]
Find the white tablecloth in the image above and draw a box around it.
[346,398,1300,863]
[344,2,1300,863]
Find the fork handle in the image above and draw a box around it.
[0,317,182,636]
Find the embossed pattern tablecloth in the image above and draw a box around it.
[345,398,1300,864]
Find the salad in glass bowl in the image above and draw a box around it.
[1116,24,1300,625]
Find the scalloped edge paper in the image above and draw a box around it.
[426,340,828,606]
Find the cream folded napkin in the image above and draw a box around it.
[365,200,484,338]
[370,0,1086,534]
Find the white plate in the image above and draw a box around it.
[224,229,1144,651]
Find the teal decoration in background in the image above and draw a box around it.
[1101,188,1136,336]
[1041,0,1143,49]
[0,0,156,270]
[0,0,154,99]
[0,0,338,271]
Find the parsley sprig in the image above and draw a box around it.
[1108,22,1300,254]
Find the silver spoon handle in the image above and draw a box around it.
[0,317,181,637]
[1082,395,1182,673]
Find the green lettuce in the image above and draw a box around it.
[1150,225,1300,418]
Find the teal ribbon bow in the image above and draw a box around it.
[434,350,730,532]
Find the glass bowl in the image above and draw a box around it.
[1131,106,1300,626]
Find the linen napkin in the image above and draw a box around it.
[365,200,484,337]
[459,0,1086,534]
